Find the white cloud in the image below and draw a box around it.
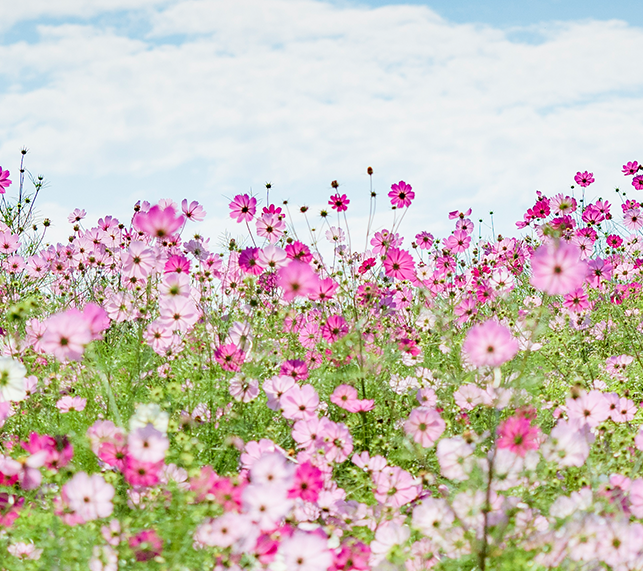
[1,0,642,245]
[0,0,174,30]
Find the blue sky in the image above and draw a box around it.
[1,0,642,246]
[343,0,643,28]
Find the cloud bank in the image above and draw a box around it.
[1,0,642,245]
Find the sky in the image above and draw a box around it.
[1,0,642,248]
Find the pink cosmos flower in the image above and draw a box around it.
[129,529,163,562]
[462,320,518,368]
[562,287,590,312]
[437,436,475,480]
[530,242,587,295]
[0,167,11,193]
[330,385,359,410]
[383,248,416,281]
[279,530,332,571]
[278,260,319,301]
[164,254,190,274]
[123,457,162,487]
[329,193,350,212]
[264,375,297,410]
[308,277,339,301]
[566,390,610,428]
[415,231,434,250]
[279,359,309,381]
[214,343,246,372]
[374,466,420,508]
[633,175,643,190]
[443,230,471,254]
[40,311,92,362]
[62,472,114,522]
[181,199,206,221]
[623,161,640,176]
[319,421,353,463]
[388,181,415,208]
[238,247,264,275]
[229,194,257,222]
[404,407,445,447]
[321,315,349,343]
[243,483,292,531]
[287,461,323,502]
[134,204,184,239]
[128,425,169,463]
[256,213,286,243]
[574,171,594,187]
[497,415,541,457]
[56,396,87,413]
[280,385,319,421]
[291,417,332,451]
[158,296,200,332]
[122,241,156,280]
[541,420,590,468]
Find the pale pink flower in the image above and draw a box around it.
[181,199,206,222]
[530,242,587,295]
[437,436,475,480]
[8,542,43,560]
[454,384,484,410]
[291,417,332,451]
[128,425,169,463]
[404,407,445,447]
[319,421,353,463]
[158,296,200,332]
[250,451,294,488]
[242,483,292,531]
[263,375,296,410]
[229,374,259,403]
[629,479,643,518]
[330,384,359,410]
[40,311,92,362]
[279,530,332,571]
[462,320,518,368]
[278,260,319,301]
[56,396,87,413]
[194,513,251,548]
[566,390,610,428]
[63,472,115,521]
[256,213,286,243]
[280,384,319,421]
[541,420,590,468]
[374,466,420,507]
[122,241,156,280]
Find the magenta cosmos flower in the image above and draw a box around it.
[0,167,12,193]
[388,181,415,208]
[462,320,518,368]
[383,248,416,281]
[229,194,257,223]
[328,193,350,212]
[530,242,587,295]
[574,171,594,187]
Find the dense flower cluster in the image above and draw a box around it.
[0,156,642,569]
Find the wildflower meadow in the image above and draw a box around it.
[2,150,643,570]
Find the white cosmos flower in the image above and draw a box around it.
[0,357,27,403]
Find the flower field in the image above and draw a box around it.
[1,152,643,570]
